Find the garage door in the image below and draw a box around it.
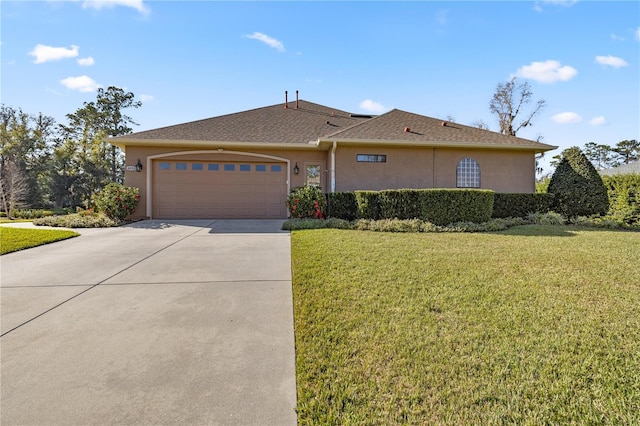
[152,160,288,219]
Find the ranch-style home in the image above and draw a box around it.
[112,93,557,219]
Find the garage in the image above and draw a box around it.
[152,159,288,219]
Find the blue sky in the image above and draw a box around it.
[2,1,639,173]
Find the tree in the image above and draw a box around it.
[0,159,27,218]
[56,86,142,207]
[583,142,614,170]
[547,147,609,217]
[0,105,55,208]
[95,87,142,181]
[489,77,546,136]
[612,139,639,165]
[470,119,490,130]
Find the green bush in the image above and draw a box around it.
[326,192,358,220]
[548,147,609,218]
[92,183,140,221]
[34,212,120,228]
[492,193,555,219]
[282,217,529,233]
[419,189,494,225]
[378,189,424,220]
[526,211,566,225]
[11,209,55,219]
[601,173,640,225]
[287,186,327,219]
[355,191,380,220]
[355,189,494,225]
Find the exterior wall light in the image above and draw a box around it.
[136,159,143,172]
[293,163,300,175]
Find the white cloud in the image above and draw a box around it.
[82,0,149,15]
[77,56,95,66]
[595,55,628,68]
[534,0,578,12]
[244,32,285,52]
[60,75,101,92]
[543,0,578,6]
[140,94,154,102]
[636,27,640,41]
[29,44,79,64]
[515,60,577,83]
[551,112,582,124]
[359,99,389,114]
[589,116,606,126]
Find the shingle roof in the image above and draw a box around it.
[599,160,640,176]
[323,109,554,150]
[115,100,369,144]
[114,99,556,152]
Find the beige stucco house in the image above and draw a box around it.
[111,95,556,219]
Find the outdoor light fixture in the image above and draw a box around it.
[293,163,300,175]
[136,159,143,172]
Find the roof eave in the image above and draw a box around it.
[316,138,557,152]
[109,138,320,151]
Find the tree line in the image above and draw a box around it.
[0,87,141,215]
[547,140,639,172]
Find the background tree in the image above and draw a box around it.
[0,106,55,208]
[95,86,142,182]
[489,77,546,136]
[612,139,639,165]
[55,86,142,207]
[583,142,614,170]
[547,147,609,217]
[470,119,490,130]
[0,159,27,218]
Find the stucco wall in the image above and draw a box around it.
[124,144,536,218]
[334,146,434,191]
[334,146,536,193]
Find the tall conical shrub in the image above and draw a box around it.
[548,147,609,217]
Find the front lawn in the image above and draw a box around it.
[0,227,79,255]
[292,225,640,424]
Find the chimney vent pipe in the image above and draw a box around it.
[296,90,299,109]
[285,91,288,108]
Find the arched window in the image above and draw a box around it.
[456,158,480,188]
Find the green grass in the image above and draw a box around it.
[0,227,79,254]
[292,225,640,425]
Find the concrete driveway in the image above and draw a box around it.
[0,220,297,425]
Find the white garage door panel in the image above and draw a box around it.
[153,160,287,219]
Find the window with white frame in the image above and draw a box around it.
[456,157,480,188]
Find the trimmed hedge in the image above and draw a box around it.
[355,191,381,220]
[378,189,424,220]
[492,193,555,218]
[419,189,494,225]
[354,189,494,225]
[326,192,358,220]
